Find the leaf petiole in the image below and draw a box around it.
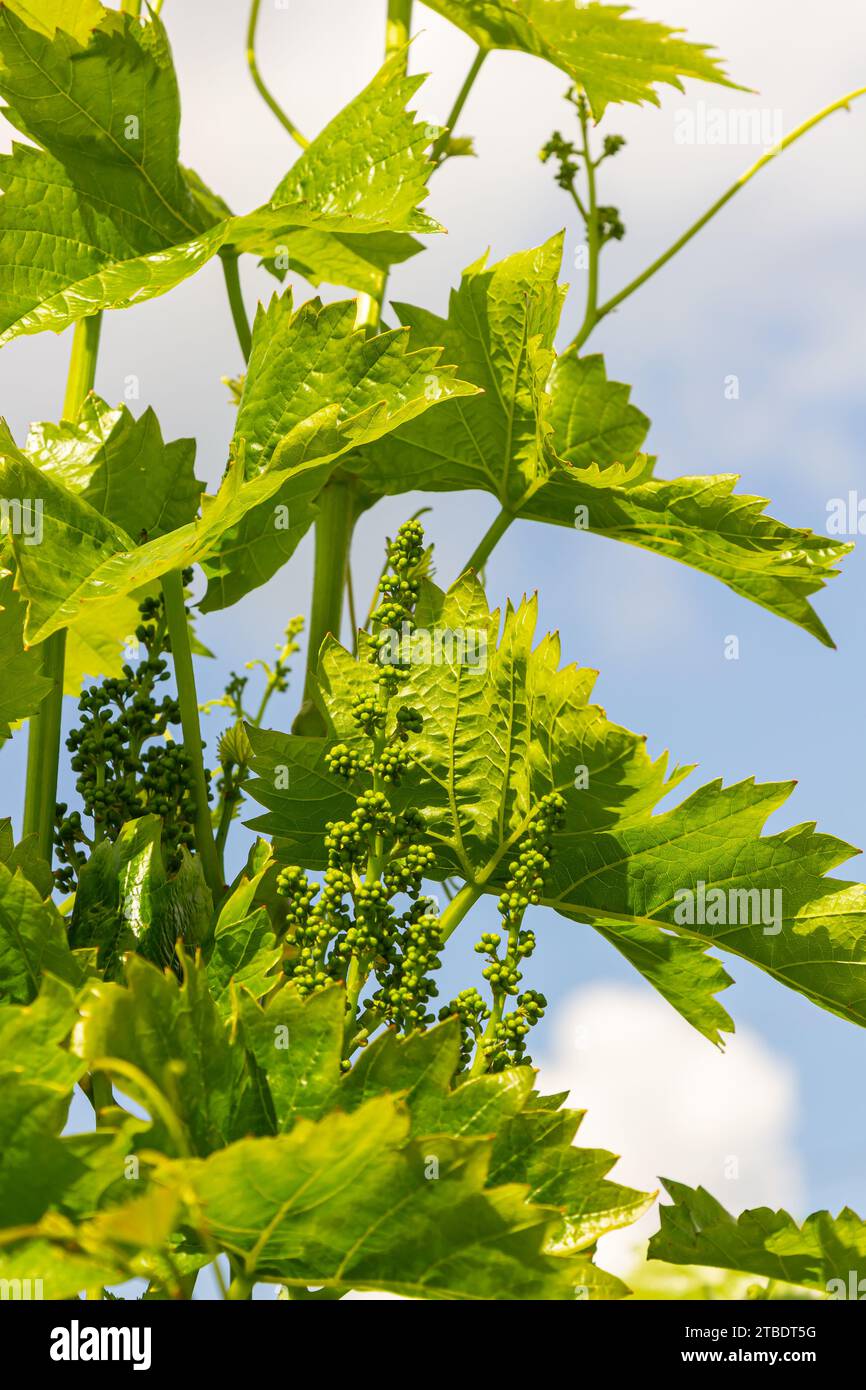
[220,252,252,362]
[160,569,223,898]
[431,46,488,166]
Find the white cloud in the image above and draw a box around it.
[537,982,803,1271]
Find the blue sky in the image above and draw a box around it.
[2,0,865,1238]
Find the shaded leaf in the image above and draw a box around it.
[0,566,52,738]
[161,1094,578,1299]
[650,1180,866,1294]
[75,953,247,1156]
[0,860,81,1002]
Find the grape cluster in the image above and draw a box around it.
[54,576,210,892]
[540,88,626,244]
[442,791,566,1073]
[276,521,441,1041]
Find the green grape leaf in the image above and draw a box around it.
[199,290,479,611]
[649,1180,866,1294]
[0,1186,184,1298]
[0,861,82,1002]
[6,0,104,44]
[0,567,52,738]
[547,350,650,468]
[420,0,741,119]
[270,51,441,235]
[0,823,54,898]
[339,1022,651,1260]
[347,235,566,509]
[488,1102,655,1254]
[249,571,866,1039]
[0,12,443,342]
[592,920,734,1047]
[25,395,203,540]
[0,978,87,1225]
[0,299,476,634]
[62,588,146,695]
[345,239,848,644]
[0,1238,124,1298]
[75,953,248,1156]
[273,228,423,296]
[237,986,345,1128]
[207,862,283,1018]
[0,415,335,642]
[70,816,212,978]
[157,1094,580,1299]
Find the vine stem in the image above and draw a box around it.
[470,990,503,1078]
[438,881,484,943]
[462,506,514,577]
[246,0,309,148]
[293,479,357,735]
[296,0,413,731]
[385,0,413,60]
[431,46,487,165]
[160,570,223,898]
[354,0,415,329]
[573,97,600,352]
[572,85,866,348]
[23,313,102,862]
[221,253,252,361]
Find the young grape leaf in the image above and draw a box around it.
[420,0,741,118]
[248,572,866,1040]
[62,588,149,695]
[199,290,479,611]
[0,1186,184,1298]
[25,395,203,540]
[340,1021,652,1259]
[488,1101,655,1254]
[157,1094,581,1299]
[347,235,566,509]
[271,228,423,297]
[71,816,212,978]
[0,11,443,341]
[531,352,849,647]
[270,50,441,235]
[207,862,282,1018]
[228,48,443,287]
[0,861,82,1002]
[0,415,344,643]
[75,953,249,1156]
[0,978,87,1225]
[0,821,54,897]
[6,0,104,44]
[345,238,848,644]
[0,296,476,635]
[0,567,52,738]
[236,986,345,1128]
[591,920,734,1046]
[649,1180,866,1294]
